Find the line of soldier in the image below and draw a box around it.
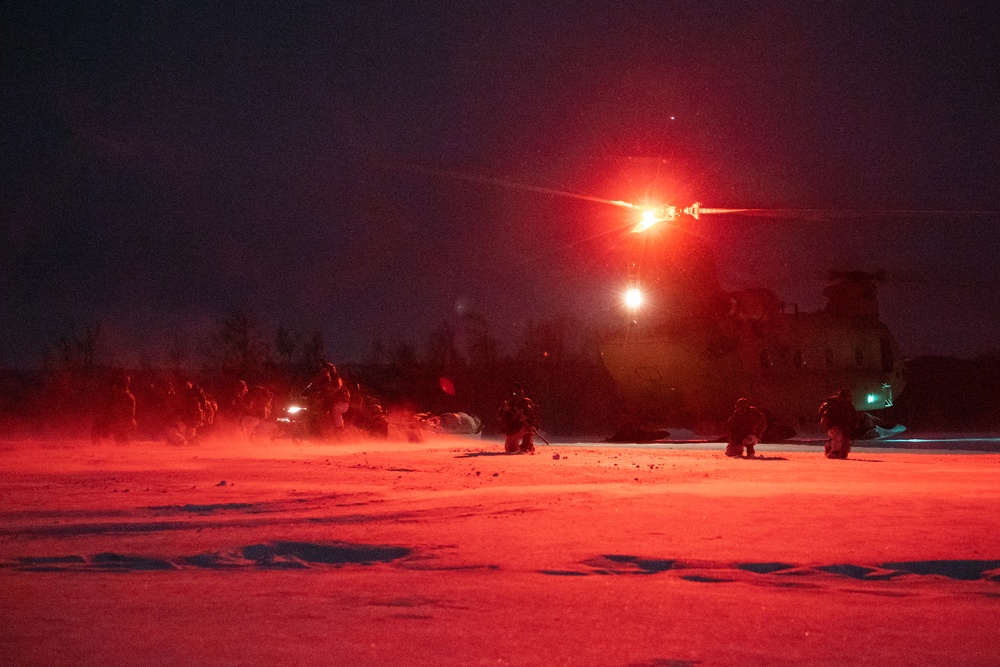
[91,362,394,445]
[91,372,258,446]
[725,388,859,459]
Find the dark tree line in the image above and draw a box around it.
[10,309,996,439]
[0,308,623,438]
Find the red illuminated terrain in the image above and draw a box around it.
[2,434,999,666]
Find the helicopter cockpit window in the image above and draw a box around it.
[855,346,864,367]
[760,349,772,369]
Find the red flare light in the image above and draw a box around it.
[439,377,456,396]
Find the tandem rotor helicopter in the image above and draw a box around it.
[389,158,909,442]
[599,199,905,442]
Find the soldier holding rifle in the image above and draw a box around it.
[497,383,542,454]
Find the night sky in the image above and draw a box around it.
[3,1,999,370]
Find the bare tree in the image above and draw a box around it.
[203,308,269,381]
[275,325,300,374]
[462,311,500,368]
[514,316,574,365]
[424,321,464,371]
[389,341,419,375]
[366,336,390,366]
[167,329,189,374]
[54,323,105,374]
[299,330,325,373]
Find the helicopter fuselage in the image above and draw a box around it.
[600,290,905,434]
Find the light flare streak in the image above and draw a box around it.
[382,162,988,234]
[387,162,636,210]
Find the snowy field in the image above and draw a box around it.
[2,432,1000,666]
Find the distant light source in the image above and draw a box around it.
[631,205,684,232]
[288,405,304,414]
[631,208,663,233]
[625,288,643,310]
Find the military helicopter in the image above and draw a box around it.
[598,201,906,441]
[386,157,907,441]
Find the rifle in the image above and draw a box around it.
[511,404,550,446]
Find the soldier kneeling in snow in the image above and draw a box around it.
[497,384,540,454]
[819,388,859,460]
[725,398,767,458]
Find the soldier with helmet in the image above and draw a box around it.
[725,397,767,458]
[179,381,210,443]
[302,362,351,438]
[232,379,273,439]
[819,388,859,459]
[497,383,540,454]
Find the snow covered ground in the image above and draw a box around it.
[2,433,1000,666]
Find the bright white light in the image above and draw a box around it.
[866,394,877,404]
[631,209,660,233]
[288,405,304,414]
[625,288,642,310]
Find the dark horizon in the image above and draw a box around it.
[4,1,999,370]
